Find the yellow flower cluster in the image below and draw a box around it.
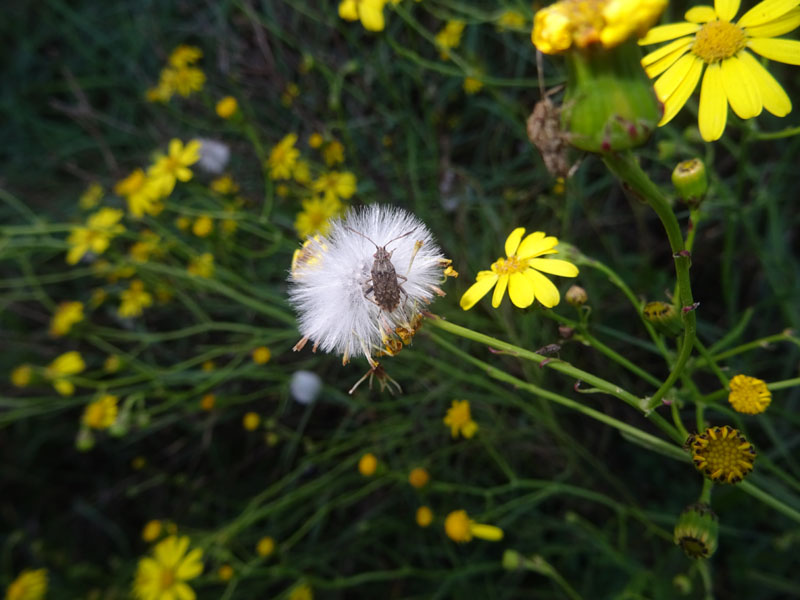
[146,44,206,102]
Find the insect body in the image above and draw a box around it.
[346,227,415,312]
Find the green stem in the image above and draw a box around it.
[602,151,696,411]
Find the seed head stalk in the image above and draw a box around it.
[602,150,696,412]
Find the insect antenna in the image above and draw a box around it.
[344,226,379,249]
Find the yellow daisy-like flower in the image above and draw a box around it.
[119,280,153,318]
[45,350,86,396]
[142,519,163,542]
[5,568,47,600]
[689,425,756,483]
[435,20,466,59]
[416,506,434,527]
[533,0,667,53]
[289,583,313,600]
[79,182,104,210]
[728,374,772,414]
[49,301,84,337]
[163,66,206,97]
[66,207,126,265]
[338,0,388,32]
[215,96,238,119]
[168,45,203,68]
[358,452,378,476]
[210,174,239,195]
[243,412,261,431]
[256,536,276,557]
[149,139,202,197]
[463,76,484,94]
[322,139,345,166]
[218,565,234,581]
[82,394,119,429]
[408,467,430,488]
[115,169,163,218]
[11,364,33,387]
[129,230,163,264]
[444,510,504,543]
[311,171,357,202]
[460,228,579,310]
[192,215,213,238]
[267,133,300,180]
[443,399,478,439]
[294,197,344,239]
[252,346,272,364]
[639,0,799,141]
[133,535,203,600]
[293,160,312,185]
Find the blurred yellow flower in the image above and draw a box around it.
[308,133,324,148]
[175,216,192,231]
[294,197,344,239]
[728,374,772,414]
[79,182,104,210]
[119,280,153,318]
[192,215,214,237]
[201,393,216,411]
[338,0,388,31]
[129,231,163,263]
[443,399,478,439]
[496,9,527,30]
[202,360,216,372]
[358,452,378,476]
[293,160,312,185]
[267,133,300,180]
[256,536,276,557]
[83,394,119,430]
[444,510,504,543]
[149,139,202,196]
[408,467,430,488]
[460,228,579,310]
[243,412,261,431]
[5,569,47,600]
[416,506,434,527]
[187,253,215,278]
[463,76,484,94]
[49,301,84,337]
[115,169,163,218]
[436,20,466,59]
[281,82,300,107]
[142,519,163,542]
[168,45,203,68]
[210,174,240,195]
[216,96,238,119]
[289,583,313,600]
[45,351,86,396]
[163,66,206,97]
[66,207,125,265]
[322,139,345,166]
[104,354,122,373]
[218,565,234,581]
[133,536,203,600]
[11,364,33,388]
[311,171,357,202]
[252,346,272,364]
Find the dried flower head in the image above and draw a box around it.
[288,205,448,366]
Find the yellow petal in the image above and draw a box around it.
[654,52,696,101]
[721,55,763,118]
[738,50,792,115]
[504,227,526,257]
[460,272,498,310]
[657,55,703,125]
[698,62,728,141]
[470,523,504,541]
[517,231,558,259]
[508,272,534,308]
[177,548,204,580]
[747,37,800,64]
[639,22,701,45]
[492,273,509,307]
[174,583,196,600]
[642,37,693,67]
[685,5,717,22]
[738,0,800,28]
[360,3,386,31]
[339,0,358,21]
[525,269,560,308]
[744,7,800,36]
[715,0,741,21]
[528,258,579,277]
[643,38,693,78]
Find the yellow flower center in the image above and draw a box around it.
[491,255,528,275]
[691,20,746,63]
[690,426,756,484]
[160,568,176,590]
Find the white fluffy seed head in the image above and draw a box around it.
[288,205,446,364]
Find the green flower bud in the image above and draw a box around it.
[643,301,682,336]
[76,427,95,452]
[562,41,660,153]
[674,503,719,559]
[672,158,708,207]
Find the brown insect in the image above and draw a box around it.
[345,227,415,313]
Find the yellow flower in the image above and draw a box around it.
[79,182,104,210]
[289,583,313,600]
[163,66,206,97]
[45,351,86,396]
[202,361,216,372]
[443,399,478,439]
[338,0,388,31]
[187,253,215,278]
[496,9,528,30]
[5,569,47,600]
[311,171,357,202]
[90,288,107,308]
[49,301,84,337]
[149,139,202,196]
[435,20,466,59]
[192,215,214,237]
[294,197,344,239]
[146,82,173,103]
[133,535,203,600]
[83,394,119,429]
[243,412,261,431]
[267,133,300,180]
[119,280,153,318]
[728,374,772,414]
[200,393,216,411]
[256,536,275,557]
[463,76,484,94]
[416,506,434,527]
[11,364,33,387]
[142,519,163,542]
[66,207,125,265]
[210,174,240,195]
[408,467,430,488]
[104,354,122,373]
[115,169,163,218]
[168,45,203,68]
[460,228,579,310]
[293,160,312,185]
[322,139,345,166]
[216,96,238,119]
[444,510,504,543]
[358,452,378,476]
[689,425,756,483]
[252,346,272,364]
[218,565,234,581]
[533,0,666,53]
[308,133,324,148]
[129,231,163,263]
[639,0,798,141]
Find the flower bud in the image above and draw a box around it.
[643,301,682,336]
[565,285,588,307]
[76,427,95,452]
[673,503,718,559]
[672,158,708,207]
